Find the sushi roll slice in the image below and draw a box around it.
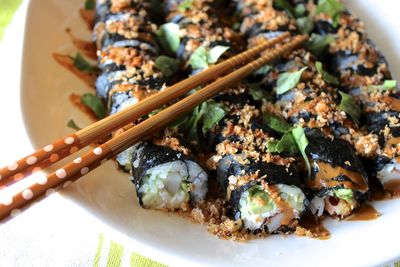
[217,155,307,232]
[357,89,400,193]
[306,130,369,218]
[131,142,208,210]
[162,0,236,70]
[235,0,296,45]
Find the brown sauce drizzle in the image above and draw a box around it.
[306,162,368,191]
[387,137,400,146]
[53,53,97,87]
[66,29,97,60]
[346,204,380,221]
[298,211,330,240]
[69,93,97,121]
[265,184,294,226]
[383,96,400,112]
[79,9,95,29]
[384,180,400,196]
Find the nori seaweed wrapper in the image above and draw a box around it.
[131,142,194,206]
[305,129,369,201]
[216,154,302,220]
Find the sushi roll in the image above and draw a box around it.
[204,84,308,232]
[162,0,236,71]
[216,155,307,231]
[235,0,297,45]
[306,130,369,218]
[131,142,208,210]
[357,88,400,194]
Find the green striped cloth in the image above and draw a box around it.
[93,234,166,267]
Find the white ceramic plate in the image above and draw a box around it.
[14,0,400,266]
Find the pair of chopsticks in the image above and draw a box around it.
[0,33,308,220]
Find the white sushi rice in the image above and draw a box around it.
[310,189,356,218]
[185,160,208,203]
[139,161,190,210]
[138,160,208,210]
[239,184,306,231]
[377,158,400,186]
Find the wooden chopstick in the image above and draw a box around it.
[0,32,290,188]
[0,35,308,220]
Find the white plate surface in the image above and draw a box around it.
[15,0,400,266]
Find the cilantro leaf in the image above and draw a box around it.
[80,93,106,119]
[274,0,295,17]
[157,23,180,54]
[84,0,95,10]
[182,101,227,141]
[253,65,271,76]
[67,119,81,131]
[316,0,344,27]
[308,34,334,57]
[177,0,192,12]
[294,4,306,17]
[169,115,189,128]
[73,53,96,73]
[292,127,311,177]
[189,45,230,70]
[315,61,339,85]
[276,67,307,95]
[155,56,180,77]
[296,16,314,34]
[248,83,268,101]
[202,102,226,134]
[368,80,398,91]
[263,114,292,134]
[189,46,208,70]
[207,46,230,64]
[338,91,361,124]
[267,132,299,154]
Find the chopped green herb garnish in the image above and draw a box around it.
[177,0,192,12]
[308,34,334,57]
[169,115,189,128]
[276,67,307,95]
[316,0,344,27]
[189,45,230,70]
[253,65,271,76]
[274,0,295,17]
[181,101,227,141]
[189,46,208,70]
[368,80,398,91]
[315,61,339,85]
[249,83,267,101]
[296,16,314,34]
[207,46,230,64]
[267,132,299,154]
[148,107,164,117]
[263,114,292,134]
[294,4,306,17]
[67,119,81,131]
[84,0,95,10]
[155,56,180,77]
[338,91,361,124]
[201,102,226,134]
[156,23,180,54]
[292,127,311,177]
[80,93,106,119]
[72,53,97,73]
